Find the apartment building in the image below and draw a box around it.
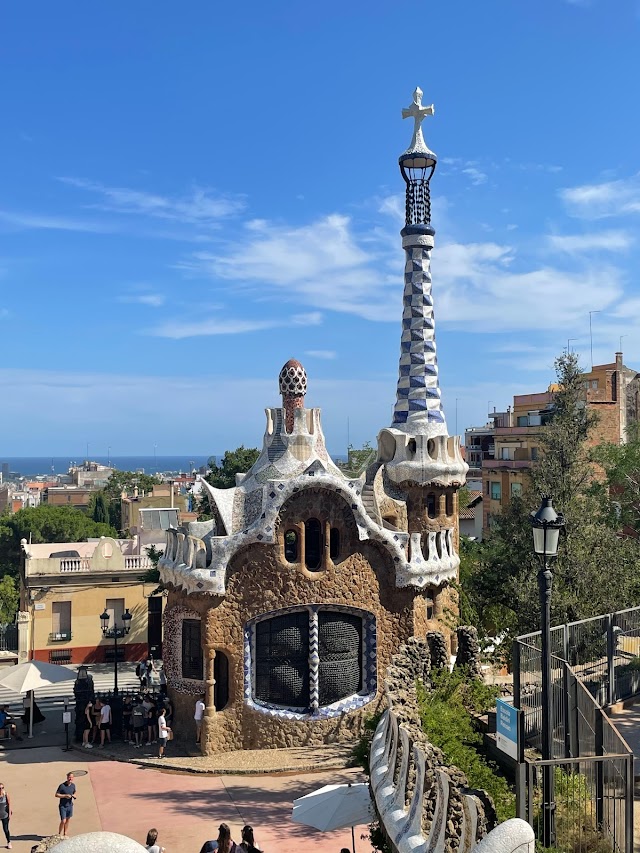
[465,353,640,532]
[18,536,163,665]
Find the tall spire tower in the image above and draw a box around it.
[376,87,466,591]
[393,86,445,433]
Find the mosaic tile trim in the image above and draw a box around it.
[159,466,458,594]
[242,603,377,720]
[163,604,206,696]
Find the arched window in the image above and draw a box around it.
[284,529,298,562]
[329,528,340,561]
[426,493,437,519]
[445,493,453,516]
[305,518,322,570]
[214,650,230,711]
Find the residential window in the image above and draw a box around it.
[182,619,203,680]
[51,601,71,640]
[490,481,502,500]
[501,447,511,460]
[485,480,490,495]
[531,447,539,461]
[517,415,528,427]
[511,482,523,497]
[105,598,124,631]
[251,607,372,713]
[445,493,453,516]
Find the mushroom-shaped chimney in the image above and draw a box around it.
[279,359,307,433]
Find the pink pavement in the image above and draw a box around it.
[0,746,375,853]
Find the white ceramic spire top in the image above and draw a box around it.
[401,87,436,156]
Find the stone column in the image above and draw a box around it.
[17,610,30,663]
[205,645,216,715]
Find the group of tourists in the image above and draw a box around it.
[199,823,263,852]
[80,691,173,759]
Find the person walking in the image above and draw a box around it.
[0,782,12,849]
[145,827,165,852]
[199,823,237,853]
[82,700,94,749]
[55,772,76,837]
[238,825,262,852]
[157,707,169,759]
[194,696,205,744]
[99,699,112,746]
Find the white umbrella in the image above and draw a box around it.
[0,660,77,738]
[292,782,374,852]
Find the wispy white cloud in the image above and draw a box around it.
[179,209,626,335]
[548,230,634,253]
[147,309,323,340]
[118,292,166,308]
[0,210,114,233]
[58,177,246,225]
[305,350,337,360]
[461,166,488,186]
[560,174,640,219]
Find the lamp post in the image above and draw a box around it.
[530,496,565,848]
[99,607,132,696]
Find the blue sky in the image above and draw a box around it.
[1,0,640,456]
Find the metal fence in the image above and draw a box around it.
[514,612,637,853]
[515,606,640,718]
[0,624,18,652]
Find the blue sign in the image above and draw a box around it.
[496,698,519,760]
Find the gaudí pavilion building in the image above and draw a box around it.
[159,87,468,753]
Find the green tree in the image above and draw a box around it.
[91,492,109,525]
[0,505,116,579]
[197,446,260,520]
[465,353,640,648]
[103,470,162,500]
[592,421,640,534]
[102,470,162,534]
[337,442,376,477]
[0,575,19,624]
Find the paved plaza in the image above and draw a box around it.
[0,746,374,852]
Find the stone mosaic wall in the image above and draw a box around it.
[370,636,535,853]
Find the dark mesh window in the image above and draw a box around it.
[182,619,203,680]
[255,612,309,708]
[318,612,362,706]
[305,518,322,570]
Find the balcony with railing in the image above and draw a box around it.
[23,537,153,578]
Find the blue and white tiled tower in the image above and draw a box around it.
[376,87,467,589]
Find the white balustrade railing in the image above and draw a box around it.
[55,555,152,573]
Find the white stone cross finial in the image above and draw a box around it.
[402,87,435,153]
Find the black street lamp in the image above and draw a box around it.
[100,607,132,696]
[530,496,565,848]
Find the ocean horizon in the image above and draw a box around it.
[0,452,350,479]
